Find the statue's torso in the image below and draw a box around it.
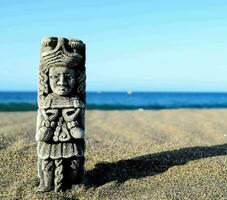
[37,94,85,159]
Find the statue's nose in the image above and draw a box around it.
[57,74,67,86]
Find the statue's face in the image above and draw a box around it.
[49,67,76,96]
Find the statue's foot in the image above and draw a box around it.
[37,183,44,190]
[37,185,54,192]
[71,184,83,191]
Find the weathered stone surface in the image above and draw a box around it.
[36,37,86,192]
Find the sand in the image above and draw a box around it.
[1,110,227,199]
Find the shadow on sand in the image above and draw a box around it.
[85,143,227,188]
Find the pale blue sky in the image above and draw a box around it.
[1,0,227,91]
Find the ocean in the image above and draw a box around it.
[1,91,227,111]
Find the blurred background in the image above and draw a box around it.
[1,0,227,110]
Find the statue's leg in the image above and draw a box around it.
[70,139,86,185]
[37,158,44,190]
[38,159,54,192]
[70,156,85,185]
[54,159,64,192]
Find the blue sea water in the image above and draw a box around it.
[1,91,227,111]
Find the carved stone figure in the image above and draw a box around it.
[36,37,86,192]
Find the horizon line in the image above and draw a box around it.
[2,90,227,93]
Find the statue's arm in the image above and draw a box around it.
[36,109,57,142]
[36,109,43,141]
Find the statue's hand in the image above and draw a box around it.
[36,120,55,142]
[62,108,81,121]
[37,126,54,142]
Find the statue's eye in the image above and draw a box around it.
[50,75,59,79]
[64,74,74,79]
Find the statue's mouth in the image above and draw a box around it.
[57,86,68,91]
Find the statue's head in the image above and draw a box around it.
[38,37,86,101]
[49,66,76,96]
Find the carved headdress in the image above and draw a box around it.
[40,37,85,70]
[38,37,86,104]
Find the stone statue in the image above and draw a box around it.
[36,37,86,192]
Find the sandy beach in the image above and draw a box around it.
[1,110,227,199]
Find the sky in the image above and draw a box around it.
[1,0,227,92]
